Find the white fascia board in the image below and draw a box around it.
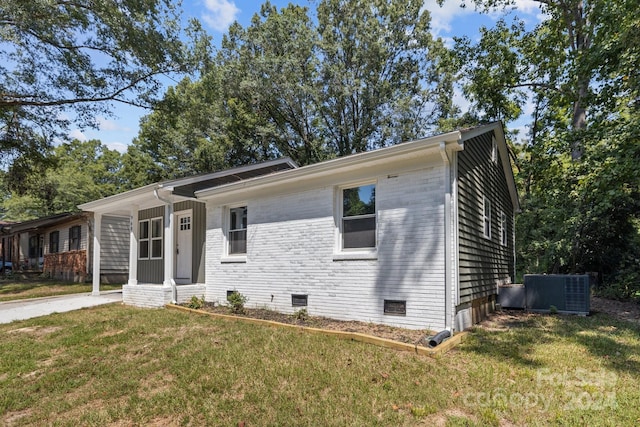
[78,183,159,213]
[195,132,463,200]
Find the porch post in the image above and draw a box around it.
[92,212,102,296]
[128,206,138,286]
[163,203,175,288]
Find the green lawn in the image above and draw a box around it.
[0,280,121,302]
[1,305,638,426]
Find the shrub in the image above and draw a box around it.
[292,308,309,322]
[227,291,248,314]
[187,295,205,310]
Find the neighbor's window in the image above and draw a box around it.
[139,218,163,259]
[483,197,492,239]
[28,235,39,258]
[500,211,508,246]
[341,184,376,249]
[69,225,81,251]
[49,231,60,254]
[228,206,247,255]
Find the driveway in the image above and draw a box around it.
[0,291,122,324]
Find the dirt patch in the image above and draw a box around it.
[7,326,62,336]
[591,296,640,325]
[3,409,32,427]
[477,296,640,331]
[194,304,434,346]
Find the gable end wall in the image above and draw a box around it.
[457,131,515,310]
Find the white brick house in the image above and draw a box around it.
[80,122,519,331]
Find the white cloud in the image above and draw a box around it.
[104,141,129,153]
[426,0,545,37]
[202,0,240,32]
[69,129,87,141]
[426,0,475,36]
[96,117,131,132]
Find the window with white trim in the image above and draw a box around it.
[228,206,247,255]
[483,197,491,239]
[341,183,376,249]
[139,217,163,259]
[500,211,507,246]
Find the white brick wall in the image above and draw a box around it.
[123,284,206,308]
[205,163,448,330]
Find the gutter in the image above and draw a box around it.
[154,188,177,304]
[439,142,454,331]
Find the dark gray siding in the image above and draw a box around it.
[457,131,514,305]
[137,206,164,283]
[100,215,129,273]
[175,200,206,283]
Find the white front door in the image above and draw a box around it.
[176,211,192,282]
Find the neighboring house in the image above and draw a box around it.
[80,122,519,331]
[0,213,129,283]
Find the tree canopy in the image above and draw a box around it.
[126,0,456,177]
[1,139,125,221]
[0,0,210,165]
[453,0,640,296]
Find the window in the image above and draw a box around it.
[151,218,163,258]
[341,184,376,249]
[139,218,163,259]
[384,300,406,316]
[49,231,60,253]
[228,206,247,255]
[139,220,149,259]
[292,294,308,307]
[483,197,492,239]
[69,225,81,251]
[500,211,508,246]
[28,235,39,258]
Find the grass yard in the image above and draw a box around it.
[1,305,639,427]
[0,280,121,302]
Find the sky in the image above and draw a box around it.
[72,0,544,153]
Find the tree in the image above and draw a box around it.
[135,0,455,174]
[0,0,210,164]
[451,0,640,294]
[0,139,124,221]
[316,0,449,156]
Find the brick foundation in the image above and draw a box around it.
[43,251,87,282]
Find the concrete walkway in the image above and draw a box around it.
[0,291,122,324]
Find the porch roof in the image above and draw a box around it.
[78,157,297,215]
[0,212,85,234]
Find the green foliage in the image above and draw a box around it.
[227,291,248,314]
[0,139,125,221]
[132,0,455,176]
[454,0,640,296]
[0,0,210,165]
[187,295,205,310]
[292,308,309,322]
[410,404,437,418]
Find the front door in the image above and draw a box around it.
[176,211,192,282]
